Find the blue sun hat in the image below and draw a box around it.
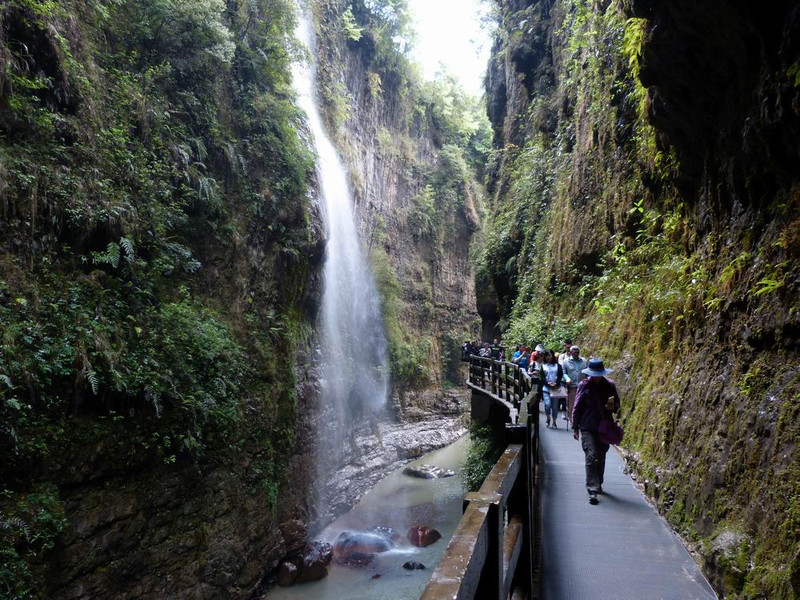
[582,358,612,377]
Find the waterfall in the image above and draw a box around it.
[292,8,389,521]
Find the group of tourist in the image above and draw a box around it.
[509,340,588,430]
[463,338,621,506]
[461,339,504,360]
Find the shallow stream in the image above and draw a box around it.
[267,435,470,599]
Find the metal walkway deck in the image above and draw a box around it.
[537,410,718,600]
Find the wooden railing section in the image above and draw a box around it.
[467,356,534,415]
[421,357,539,600]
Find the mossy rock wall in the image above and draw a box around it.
[0,0,324,597]
[484,0,800,597]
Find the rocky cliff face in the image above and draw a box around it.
[484,0,800,597]
[316,0,483,384]
[293,0,480,527]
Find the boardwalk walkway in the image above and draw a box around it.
[537,408,718,600]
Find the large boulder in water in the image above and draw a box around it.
[296,541,333,583]
[334,531,395,557]
[403,464,455,479]
[407,525,441,548]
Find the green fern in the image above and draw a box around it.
[0,515,31,541]
[119,237,135,261]
[92,242,121,268]
[342,6,363,41]
[752,277,784,297]
[87,370,99,395]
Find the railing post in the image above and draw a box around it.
[507,421,534,597]
[465,492,503,600]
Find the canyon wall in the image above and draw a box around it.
[482,0,800,597]
[316,0,484,397]
[300,0,483,525]
[0,0,482,597]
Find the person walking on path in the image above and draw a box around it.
[571,358,620,504]
[558,340,573,367]
[540,350,566,428]
[562,345,587,426]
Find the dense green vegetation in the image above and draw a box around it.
[461,422,506,492]
[1,0,316,595]
[481,1,800,597]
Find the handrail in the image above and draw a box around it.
[466,356,536,419]
[421,358,539,600]
[421,446,523,600]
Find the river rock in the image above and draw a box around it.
[334,531,395,557]
[407,526,441,547]
[296,541,333,583]
[276,561,299,587]
[403,561,426,570]
[337,550,375,567]
[403,464,455,479]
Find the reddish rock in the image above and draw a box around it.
[407,526,442,548]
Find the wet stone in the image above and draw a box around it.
[403,561,427,570]
[276,561,299,587]
[407,525,441,548]
[296,541,333,583]
[333,531,395,557]
[402,464,456,479]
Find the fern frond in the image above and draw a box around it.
[0,515,31,541]
[120,237,135,260]
[87,370,99,395]
[145,386,163,418]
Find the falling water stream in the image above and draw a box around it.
[292,6,389,520]
[274,7,469,598]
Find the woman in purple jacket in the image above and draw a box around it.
[571,358,620,505]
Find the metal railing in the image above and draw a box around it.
[421,358,539,600]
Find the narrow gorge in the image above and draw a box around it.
[1,0,799,599]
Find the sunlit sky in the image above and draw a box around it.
[407,0,494,97]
